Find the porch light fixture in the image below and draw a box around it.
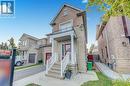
[122,42,127,47]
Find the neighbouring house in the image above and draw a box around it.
[96,16,130,73]
[45,4,87,79]
[91,44,100,62]
[18,33,51,65]
[92,45,99,55]
[38,37,52,65]
[18,33,42,64]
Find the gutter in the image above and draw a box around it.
[122,16,128,37]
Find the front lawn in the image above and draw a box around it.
[15,63,42,70]
[26,83,40,86]
[81,72,112,86]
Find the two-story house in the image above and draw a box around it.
[19,33,41,64]
[96,16,130,73]
[45,4,87,79]
[19,33,52,65]
[18,4,88,79]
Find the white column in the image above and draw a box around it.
[74,41,76,64]
[71,34,74,64]
[52,38,54,58]
[60,44,62,61]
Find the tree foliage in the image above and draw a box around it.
[8,37,16,49]
[0,38,20,55]
[0,42,8,50]
[86,0,130,22]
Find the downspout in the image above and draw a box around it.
[122,16,128,37]
[122,16,130,43]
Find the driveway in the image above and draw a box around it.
[13,71,98,86]
[14,64,45,81]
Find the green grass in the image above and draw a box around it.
[15,63,43,70]
[81,72,112,86]
[113,79,130,86]
[26,83,41,86]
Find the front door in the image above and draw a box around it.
[46,53,52,64]
[62,43,71,59]
[29,53,36,63]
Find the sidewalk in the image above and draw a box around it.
[95,62,130,80]
[13,71,98,86]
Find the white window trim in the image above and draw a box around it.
[59,19,73,30]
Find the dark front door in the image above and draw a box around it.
[29,53,36,63]
[62,43,71,59]
[46,53,52,64]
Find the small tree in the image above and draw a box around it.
[1,42,4,50]
[8,37,16,49]
[4,42,8,50]
[0,42,9,50]
[0,44,1,49]
[8,37,20,56]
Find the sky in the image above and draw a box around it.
[0,0,103,48]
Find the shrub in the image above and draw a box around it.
[38,60,43,64]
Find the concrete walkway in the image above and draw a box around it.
[13,71,98,86]
[95,62,130,80]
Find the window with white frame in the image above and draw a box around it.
[59,20,73,31]
[63,8,68,16]
[22,40,27,46]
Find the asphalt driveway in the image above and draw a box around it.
[14,64,45,81]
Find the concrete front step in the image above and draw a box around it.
[53,63,61,66]
[45,73,64,79]
[48,69,61,74]
[46,61,65,79]
[52,64,61,68]
[51,65,61,68]
[54,62,61,65]
[51,67,61,71]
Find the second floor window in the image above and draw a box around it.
[59,20,73,31]
[22,40,27,46]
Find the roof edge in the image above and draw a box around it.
[19,33,39,41]
[50,4,84,25]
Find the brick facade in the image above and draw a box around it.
[97,16,130,73]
